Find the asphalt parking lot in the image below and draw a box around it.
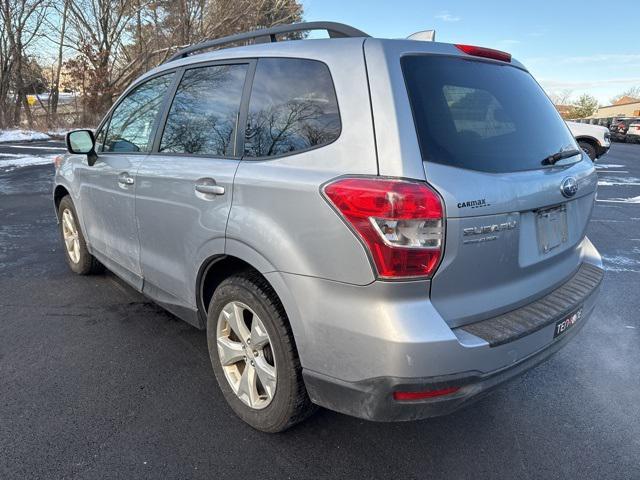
[1,141,639,479]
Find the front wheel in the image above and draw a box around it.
[58,196,103,275]
[207,271,315,432]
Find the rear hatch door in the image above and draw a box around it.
[401,52,598,328]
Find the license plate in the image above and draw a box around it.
[554,308,583,338]
[536,205,568,254]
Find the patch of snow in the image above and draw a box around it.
[0,154,55,171]
[602,254,640,273]
[597,195,640,204]
[0,129,51,143]
[595,163,625,169]
[46,127,95,138]
[46,128,70,138]
[4,144,66,151]
[598,176,640,186]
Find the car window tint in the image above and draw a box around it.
[160,64,247,156]
[442,85,516,140]
[402,56,577,173]
[244,58,340,157]
[104,73,174,153]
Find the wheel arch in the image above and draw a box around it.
[195,244,306,354]
[53,184,70,220]
[575,136,599,148]
[197,254,257,323]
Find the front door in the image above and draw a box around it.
[77,73,176,287]
[135,62,250,306]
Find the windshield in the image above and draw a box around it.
[402,55,579,173]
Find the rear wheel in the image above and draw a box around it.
[58,196,103,275]
[207,271,315,432]
[578,141,597,161]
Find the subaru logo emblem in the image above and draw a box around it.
[560,177,578,198]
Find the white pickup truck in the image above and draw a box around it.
[567,121,611,160]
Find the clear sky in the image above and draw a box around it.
[302,0,640,106]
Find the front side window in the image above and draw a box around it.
[160,64,248,156]
[244,58,340,157]
[104,73,174,153]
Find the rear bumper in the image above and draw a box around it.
[292,239,603,421]
[268,237,603,421]
[303,302,596,421]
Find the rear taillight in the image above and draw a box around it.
[455,44,512,63]
[323,177,444,279]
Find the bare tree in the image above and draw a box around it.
[123,0,303,78]
[1,0,304,129]
[0,0,49,128]
[65,0,141,119]
[610,86,640,104]
[549,89,573,106]
[48,0,68,123]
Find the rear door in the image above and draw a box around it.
[135,61,251,306]
[399,52,598,327]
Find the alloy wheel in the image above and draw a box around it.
[61,209,81,264]
[216,301,277,409]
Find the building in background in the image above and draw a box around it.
[590,96,640,119]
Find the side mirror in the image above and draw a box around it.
[66,129,98,166]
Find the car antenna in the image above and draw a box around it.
[407,30,436,41]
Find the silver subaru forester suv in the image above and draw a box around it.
[54,22,604,432]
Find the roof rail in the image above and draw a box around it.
[164,21,370,64]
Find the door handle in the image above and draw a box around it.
[118,172,134,186]
[195,178,225,196]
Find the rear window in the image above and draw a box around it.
[402,55,577,173]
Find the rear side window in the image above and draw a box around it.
[402,56,577,173]
[104,73,174,153]
[244,58,340,158]
[160,64,248,156]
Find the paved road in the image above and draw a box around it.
[0,139,67,155]
[1,142,638,479]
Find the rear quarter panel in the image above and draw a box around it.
[226,40,379,285]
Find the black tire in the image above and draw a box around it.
[578,141,597,161]
[58,195,103,275]
[207,271,315,432]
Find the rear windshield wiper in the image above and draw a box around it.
[541,148,581,166]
